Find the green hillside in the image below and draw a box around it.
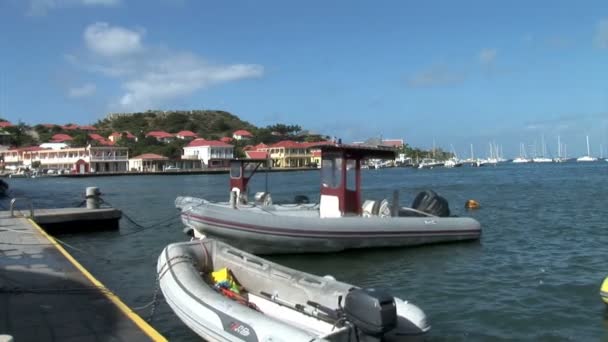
[95,110,256,140]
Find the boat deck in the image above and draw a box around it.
[0,211,166,341]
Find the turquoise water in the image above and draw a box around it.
[3,163,608,340]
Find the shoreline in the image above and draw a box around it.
[57,166,319,178]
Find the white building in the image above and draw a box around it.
[182,138,233,168]
[1,146,129,173]
[232,129,253,141]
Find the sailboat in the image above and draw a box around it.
[532,134,552,163]
[553,136,567,163]
[576,135,597,162]
[513,143,530,163]
[444,144,463,168]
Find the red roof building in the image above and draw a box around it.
[62,124,80,130]
[381,139,404,148]
[0,121,13,128]
[109,131,137,143]
[232,129,254,140]
[186,138,233,148]
[88,133,114,146]
[220,136,233,143]
[131,153,168,160]
[51,134,73,143]
[80,125,98,131]
[175,130,198,140]
[245,151,269,159]
[146,131,174,142]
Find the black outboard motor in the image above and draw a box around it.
[343,288,397,337]
[294,195,310,204]
[411,190,450,217]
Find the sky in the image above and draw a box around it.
[0,0,607,158]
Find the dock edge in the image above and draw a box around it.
[27,218,168,342]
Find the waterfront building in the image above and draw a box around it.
[0,145,129,173]
[257,140,310,168]
[182,138,234,168]
[128,153,169,172]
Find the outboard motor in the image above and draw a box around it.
[294,195,310,204]
[411,190,450,217]
[344,288,397,337]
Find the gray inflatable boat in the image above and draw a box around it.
[158,239,430,342]
[175,146,481,254]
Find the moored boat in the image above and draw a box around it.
[176,144,481,254]
[158,239,430,341]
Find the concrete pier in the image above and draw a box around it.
[0,212,166,341]
[32,207,122,234]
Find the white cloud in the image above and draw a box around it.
[84,22,144,57]
[119,53,263,109]
[594,19,608,49]
[68,83,96,98]
[406,65,465,88]
[27,0,120,16]
[479,48,497,66]
[69,23,265,110]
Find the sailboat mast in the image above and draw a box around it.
[586,135,591,156]
[557,136,561,158]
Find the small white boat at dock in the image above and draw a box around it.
[158,239,430,341]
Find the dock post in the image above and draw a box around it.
[86,187,101,209]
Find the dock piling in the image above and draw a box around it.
[86,186,101,209]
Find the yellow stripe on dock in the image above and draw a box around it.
[28,219,168,342]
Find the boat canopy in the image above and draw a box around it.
[319,145,396,217]
[229,158,268,194]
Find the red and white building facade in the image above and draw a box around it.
[0,145,129,173]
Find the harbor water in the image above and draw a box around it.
[2,163,608,340]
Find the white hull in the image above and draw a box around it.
[176,197,481,254]
[577,156,597,162]
[158,239,430,341]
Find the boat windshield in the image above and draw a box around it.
[321,157,342,188]
[346,159,356,190]
[230,162,241,178]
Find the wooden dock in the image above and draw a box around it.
[0,212,166,341]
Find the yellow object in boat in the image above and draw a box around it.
[212,267,240,292]
[465,199,480,209]
[601,276,608,304]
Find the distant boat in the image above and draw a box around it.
[513,143,530,163]
[553,136,567,163]
[577,135,597,162]
[417,158,444,169]
[532,134,552,163]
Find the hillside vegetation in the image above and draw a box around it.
[96,110,257,140]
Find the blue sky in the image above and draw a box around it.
[1,0,607,157]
